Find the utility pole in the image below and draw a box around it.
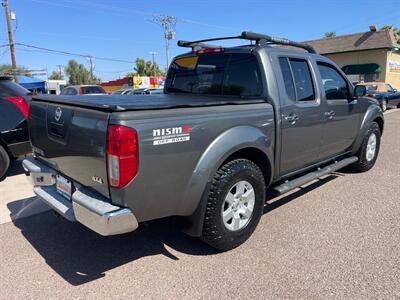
[149,51,158,77]
[153,15,177,69]
[88,56,93,81]
[56,64,63,78]
[2,0,18,82]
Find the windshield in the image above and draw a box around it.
[165,53,263,97]
[365,85,378,91]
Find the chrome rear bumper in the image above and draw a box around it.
[22,157,138,236]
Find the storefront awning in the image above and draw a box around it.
[341,63,381,75]
[17,75,45,91]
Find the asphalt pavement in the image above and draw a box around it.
[0,110,399,299]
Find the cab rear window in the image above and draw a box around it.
[166,53,263,97]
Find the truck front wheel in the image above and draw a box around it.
[201,159,266,251]
[351,122,381,172]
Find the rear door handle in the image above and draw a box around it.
[324,110,335,120]
[285,114,299,124]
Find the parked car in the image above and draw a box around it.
[128,88,148,95]
[111,89,124,95]
[358,82,400,111]
[0,76,32,179]
[23,31,383,251]
[112,88,132,95]
[60,85,106,96]
[145,88,164,94]
[126,88,164,95]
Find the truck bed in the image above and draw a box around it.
[33,94,266,111]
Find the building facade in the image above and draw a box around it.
[305,28,400,87]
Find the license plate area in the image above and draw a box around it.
[56,174,72,201]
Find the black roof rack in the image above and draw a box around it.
[177,31,317,54]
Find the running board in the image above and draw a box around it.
[273,156,358,195]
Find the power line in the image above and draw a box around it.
[24,0,237,32]
[14,42,135,64]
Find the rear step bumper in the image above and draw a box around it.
[22,157,138,236]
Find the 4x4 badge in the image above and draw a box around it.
[92,176,104,185]
[55,107,62,122]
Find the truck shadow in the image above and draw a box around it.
[10,210,217,286]
[9,175,338,286]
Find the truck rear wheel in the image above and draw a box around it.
[201,159,266,251]
[351,122,381,172]
[0,145,10,181]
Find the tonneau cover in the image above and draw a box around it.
[33,94,266,112]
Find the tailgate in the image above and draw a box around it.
[29,100,110,198]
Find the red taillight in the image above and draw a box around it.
[4,96,29,119]
[107,125,138,188]
[366,93,376,98]
[196,47,224,54]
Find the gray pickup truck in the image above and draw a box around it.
[23,32,383,251]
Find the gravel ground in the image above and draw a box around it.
[0,110,399,299]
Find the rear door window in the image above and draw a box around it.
[278,57,315,102]
[166,53,262,97]
[279,57,296,101]
[289,59,315,101]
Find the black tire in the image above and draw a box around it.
[0,145,10,181]
[351,122,381,172]
[381,100,387,112]
[201,159,266,251]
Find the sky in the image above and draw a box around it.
[0,0,399,81]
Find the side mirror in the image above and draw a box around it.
[354,85,367,98]
[393,88,397,93]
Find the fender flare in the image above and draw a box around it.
[180,125,274,236]
[351,104,384,155]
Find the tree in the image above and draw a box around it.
[64,59,100,85]
[130,57,164,77]
[48,70,64,80]
[324,32,336,38]
[0,64,30,76]
[381,25,400,43]
[134,58,147,76]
